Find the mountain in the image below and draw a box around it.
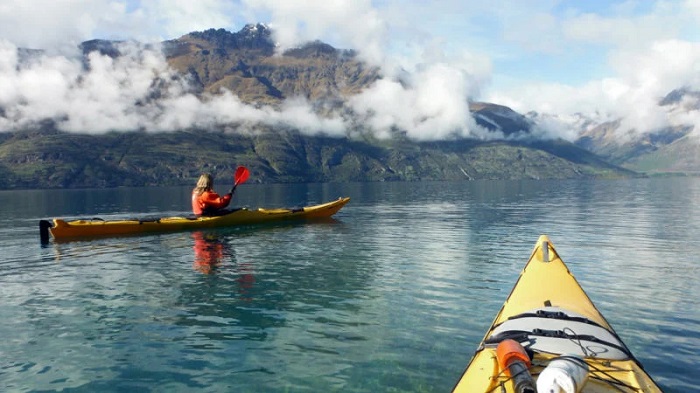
[162,25,379,106]
[573,88,699,175]
[470,102,533,137]
[0,25,640,190]
[623,133,700,176]
[0,125,632,190]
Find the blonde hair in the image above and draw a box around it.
[193,173,214,196]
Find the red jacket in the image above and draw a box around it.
[192,190,232,215]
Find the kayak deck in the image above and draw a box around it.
[41,197,350,241]
[452,235,661,393]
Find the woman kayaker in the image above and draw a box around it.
[191,173,234,216]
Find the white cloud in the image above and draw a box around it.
[142,0,236,39]
[490,0,700,139]
[0,38,352,135]
[0,0,239,53]
[348,62,488,140]
[607,40,700,133]
[0,0,145,52]
[0,0,699,142]
[242,0,387,65]
[563,11,677,50]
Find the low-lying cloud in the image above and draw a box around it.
[0,38,496,140]
[0,40,351,135]
[348,63,484,140]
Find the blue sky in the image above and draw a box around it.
[0,0,699,138]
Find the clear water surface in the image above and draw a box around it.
[0,178,698,392]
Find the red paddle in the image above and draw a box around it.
[232,166,250,193]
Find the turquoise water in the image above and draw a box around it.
[1,178,699,392]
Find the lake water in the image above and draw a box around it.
[1,178,698,392]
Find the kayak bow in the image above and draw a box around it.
[452,235,662,393]
[40,197,349,241]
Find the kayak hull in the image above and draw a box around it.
[452,235,661,393]
[42,197,349,241]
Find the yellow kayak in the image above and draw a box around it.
[40,197,349,241]
[452,235,661,393]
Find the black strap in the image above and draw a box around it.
[484,329,633,358]
[503,309,606,329]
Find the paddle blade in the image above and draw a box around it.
[234,166,250,186]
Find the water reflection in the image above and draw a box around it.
[192,232,227,274]
[191,231,257,302]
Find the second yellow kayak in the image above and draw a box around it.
[40,197,350,241]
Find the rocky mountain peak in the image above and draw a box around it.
[469,102,533,136]
[79,39,123,57]
[659,87,700,111]
[240,23,272,38]
[283,40,339,58]
[186,24,274,52]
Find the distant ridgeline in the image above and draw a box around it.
[0,125,633,190]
